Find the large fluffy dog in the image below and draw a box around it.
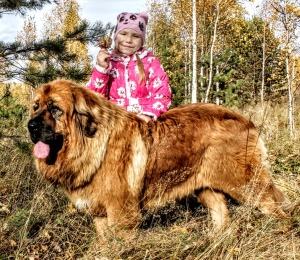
[28,79,289,234]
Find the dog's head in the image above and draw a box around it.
[28,80,106,161]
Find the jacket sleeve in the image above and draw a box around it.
[143,57,172,120]
[86,64,111,98]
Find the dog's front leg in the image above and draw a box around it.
[103,201,141,240]
[93,216,109,237]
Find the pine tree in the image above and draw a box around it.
[0,0,112,85]
[0,0,54,17]
[22,0,96,86]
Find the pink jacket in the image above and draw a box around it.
[86,49,172,120]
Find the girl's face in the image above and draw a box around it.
[115,29,143,56]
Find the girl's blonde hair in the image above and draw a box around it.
[136,54,146,85]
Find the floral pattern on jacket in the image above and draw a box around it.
[86,49,172,120]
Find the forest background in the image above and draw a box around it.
[1,0,300,132]
[1,0,300,259]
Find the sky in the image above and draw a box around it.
[0,0,147,58]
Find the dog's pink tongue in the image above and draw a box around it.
[34,141,50,159]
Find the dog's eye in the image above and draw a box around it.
[50,106,63,118]
[33,102,39,111]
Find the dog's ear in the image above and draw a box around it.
[72,87,99,138]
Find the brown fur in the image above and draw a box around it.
[28,79,290,234]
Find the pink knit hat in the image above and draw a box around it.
[114,12,148,45]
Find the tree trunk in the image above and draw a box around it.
[188,40,192,100]
[185,39,188,104]
[191,0,197,103]
[287,53,294,135]
[29,85,35,117]
[205,1,220,103]
[200,33,204,102]
[284,5,294,136]
[216,64,219,105]
[261,22,266,103]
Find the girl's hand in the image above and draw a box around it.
[136,114,152,123]
[97,48,110,69]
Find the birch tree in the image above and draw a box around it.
[205,0,220,103]
[262,0,300,135]
[146,0,286,107]
[191,0,197,103]
[261,22,266,103]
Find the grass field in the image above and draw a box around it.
[0,99,299,259]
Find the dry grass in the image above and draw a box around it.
[0,100,300,259]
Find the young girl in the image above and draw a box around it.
[86,12,172,122]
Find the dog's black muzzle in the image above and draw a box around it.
[28,117,56,144]
[28,117,64,160]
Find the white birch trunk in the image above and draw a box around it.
[185,39,188,104]
[191,0,197,104]
[261,22,266,103]
[284,2,294,136]
[205,1,220,103]
[287,54,294,135]
[188,40,191,99]
[200,34,204,102]
[29,86,35,117]
[292,58,295,124]
[216,64,219,105]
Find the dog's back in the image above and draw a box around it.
[142,103,289,227]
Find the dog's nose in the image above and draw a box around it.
[28,120,40,132]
